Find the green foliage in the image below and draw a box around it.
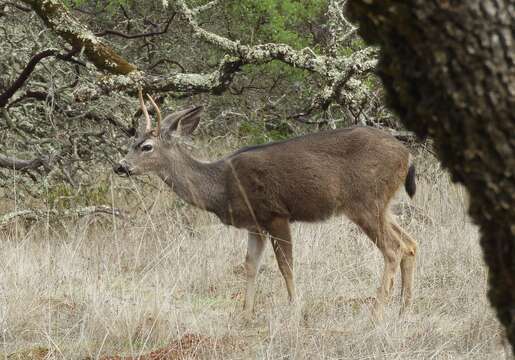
[224,0,327,48]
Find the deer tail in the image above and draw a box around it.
[404,161,416,198]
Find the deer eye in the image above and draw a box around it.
[141,144,153,152]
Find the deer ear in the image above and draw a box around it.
[162,106,203,137]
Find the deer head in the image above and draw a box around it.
[113,88,203,176]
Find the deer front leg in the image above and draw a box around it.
[243,229,266,319]
[267,217,296,303]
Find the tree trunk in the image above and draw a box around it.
[347,0,514,352]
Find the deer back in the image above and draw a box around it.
[219,126,410,228]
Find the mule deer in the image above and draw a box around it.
[113,89,418,319]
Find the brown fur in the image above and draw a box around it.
[114,103,418,319]
[221,127,408,227]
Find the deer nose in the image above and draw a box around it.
[113,161,131,176]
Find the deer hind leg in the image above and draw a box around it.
[267,217,296,303]
[377,246,402,319]
[243,229,267,319]
[390,220,417,314]
[354,213,402,319]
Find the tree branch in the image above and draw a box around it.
[0,153,51,172]
[21,0,136,74]
[175,0,377,76]
[23,0,377,116]
[74,1,375,102]
[0,49,57,107]
[191,0,219,15]
[95,14,175,39]
[0,48,84,108]
[87,55,243,98]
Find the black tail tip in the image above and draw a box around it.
[405,164,416,198]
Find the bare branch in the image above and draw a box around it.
[327,0,357,54]
[6,90,48,108]
[95,14,175,39]
[0,49,57,107]
[86,0,375,101]
[0,48,84,108]
[0,153,51,171]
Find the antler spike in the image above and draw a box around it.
[146,94,162,137]
[138,88,152,133]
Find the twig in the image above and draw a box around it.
[95,14,175,39]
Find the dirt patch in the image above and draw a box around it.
[99,333,240,360]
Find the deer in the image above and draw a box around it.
[113,89,418,320]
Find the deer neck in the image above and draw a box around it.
[157,146,225,214]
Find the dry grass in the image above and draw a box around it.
[0,153,510,359]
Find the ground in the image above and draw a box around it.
[0,154,509,359]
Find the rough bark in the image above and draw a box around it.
[347,0,515,352]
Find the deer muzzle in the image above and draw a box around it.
[113,160,133,176]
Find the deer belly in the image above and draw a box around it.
[287,195,339,222]
[219,202,276,229]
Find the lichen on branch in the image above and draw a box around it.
[22,0,136,74]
